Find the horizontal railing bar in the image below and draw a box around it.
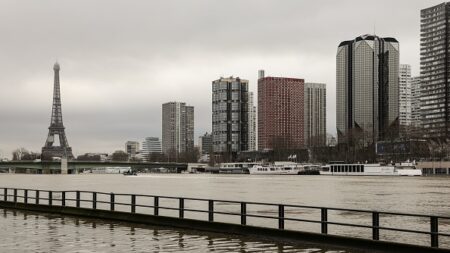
[1,187,450,220]
[212,210,244,217]
[180,208,209,214]
[93,200,112,205]
[377,225,450,237]
[155,206,184,211]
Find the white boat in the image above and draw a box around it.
[395,162,423,176]
[218,162,260,174]
[320,163,422,176]
[249,164,303,175]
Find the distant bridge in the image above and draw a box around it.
[0,161,188,174]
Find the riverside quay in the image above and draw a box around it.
[1,187,449,252]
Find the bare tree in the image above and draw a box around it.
[148,152,167,162]
[111,150,128,161]
[12,148,39,161]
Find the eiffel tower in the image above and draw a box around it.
[41,62,74,159]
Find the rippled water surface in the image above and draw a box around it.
[0,208,350,252]
[0,174,449,250]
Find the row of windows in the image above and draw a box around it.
[256,167,293,171]
[331,165,365,173]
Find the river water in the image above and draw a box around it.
[0,174,449,251]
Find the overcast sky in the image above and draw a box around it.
[0,0,441,157]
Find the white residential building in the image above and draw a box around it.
[162,102,194,155]
[399,64,412,127]
[304,83,326,147]
[248,92,257,151]
[411,77,422,129]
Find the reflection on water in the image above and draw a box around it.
[0,208,349,252]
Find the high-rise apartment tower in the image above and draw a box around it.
[248,92,257,151]
[304,83,326,147]
[336,34,399,144]
[258,75,305,150]
[420,3,450,139]
[399,64,412,127]
[212,77,249,156]
[162,102,194,155]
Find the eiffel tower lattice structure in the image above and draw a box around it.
[41,62,74,160]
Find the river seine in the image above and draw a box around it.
[0,174,449,251]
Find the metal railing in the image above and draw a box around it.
[0,187,449,249]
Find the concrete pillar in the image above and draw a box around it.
[61,158,68,174]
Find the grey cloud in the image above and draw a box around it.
[0,0,440,156]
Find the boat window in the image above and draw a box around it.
[285,167,291,170]
[361,165,364,173]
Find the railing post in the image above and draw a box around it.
[179,198,184,218]
[241,202,246,225]
[24,190,28,204]
[92,192,97,210]
[208,200,214,222]
[278,205,285,229]
[62,191,66,206]
[13,189,17,203]
[131,195,136,213]
[372,212,379,240]
[154,196,159,216]
[76,191,80,208]
[48,191,52,206]
[321,208,328,234]
[36,190,40,205]
[110,193,115,211]
[3,188,6,201]
[431,216,439,248]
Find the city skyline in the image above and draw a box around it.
[0,0,438,156]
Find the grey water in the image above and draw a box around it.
[0,174,449,251]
